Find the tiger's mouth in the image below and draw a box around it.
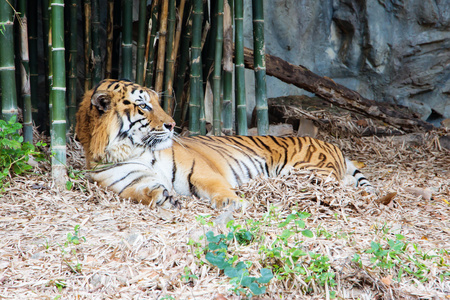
[141,130,174,150]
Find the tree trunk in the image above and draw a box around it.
[242,47,434,132]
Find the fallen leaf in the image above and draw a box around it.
[405,187,432,200]
[351,160,366,169]
[356,119,368,127]
[381,275,392,286]
[376,192,397,205]
[215,294,228,300]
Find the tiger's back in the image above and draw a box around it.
[174,135,346,186]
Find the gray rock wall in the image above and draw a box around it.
[244,0,450,125]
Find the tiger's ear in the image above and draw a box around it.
[91,91,111,113]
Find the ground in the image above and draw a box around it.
[1,130,449,299]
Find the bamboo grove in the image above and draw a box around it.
[0,0,269,183]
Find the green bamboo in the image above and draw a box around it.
[111,0,121,78]
[163,0,176,114]
[145,0,160,88]
[28,0,39,127]
[17,0,32,142]
[122,0,133,80]
[91,0,102,85]
[212,0,224,136]
[67,0,78,131]
[174,10,192,125]
[203,1,216,83]
[222,0,233,136]
[51,0,67,185]
[42,0,51,122]
[155,0,168,93]
[170,0,186,121]
[0,0,18,121]
[199,58,206,135]
[47,1,53,123]
[84,0,92,90]
[234,0,247,135]
[136,0,147,85]
[252,0,268,135]
[189,0,203,136]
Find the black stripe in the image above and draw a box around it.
[187,160,197,197]
[108,170,140,188]
[171,148,177,184]
[89,161,150,173]
[118,175,147,195]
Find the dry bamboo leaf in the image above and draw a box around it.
[405,187,433,200]
[376,192,397,205]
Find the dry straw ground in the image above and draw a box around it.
[1,122,449,299]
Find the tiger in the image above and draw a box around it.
[76,79,373,210]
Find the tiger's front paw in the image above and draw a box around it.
[211,195,249,211]
[142,186,180,209]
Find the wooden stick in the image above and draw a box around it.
[242,47,434,132]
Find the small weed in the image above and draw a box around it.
[58,225,86,273]
[181,266,198,283]
[358,229,450,283]
[65,166,87,192]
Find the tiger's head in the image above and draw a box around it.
[76,79,176,167]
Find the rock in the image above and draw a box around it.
[242,0,450,122]
[297,118,318,138]
[441,119,450,129]
[248,124,293,136]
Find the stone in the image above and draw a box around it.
[242,0,450,122]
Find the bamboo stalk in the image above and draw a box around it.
[199,66,206,135]
[154,0,169,93]
[47,1,53,123]
[51,0,67,186]
[17,0,32,142]
[84,0,92,90]
[111,0,121,78]
[122,0,133,80]
[234,0,247,135]
[145,0,160,88]
[212,0,224,136]
[136,0,147,85]
[28,0,39,127]
[0,0,18,121]
[252,0,268,135]
[222,0,233,136]
[67,0,78,132]
[91,0,102,85]
[203,1,216,84]
[166,0,187,116]
[189,0,203,136]
[174,8,192,124]
[163,0,176,114]
[41,0,51,128]
[105,0,114,78]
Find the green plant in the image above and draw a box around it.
[0,116,45,190]
[58,225,86,273]
[181,266,198,283]
[204,230,273,297]
[360,231,450,283]
[65,166,87,192]
[306,253,336,297]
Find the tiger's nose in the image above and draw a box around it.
[164,122,176,131]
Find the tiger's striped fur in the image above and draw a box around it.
[76,79,372,209]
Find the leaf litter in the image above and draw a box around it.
[0,129,449,299]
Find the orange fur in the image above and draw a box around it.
[76,79,372,210]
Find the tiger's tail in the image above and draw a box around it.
[343,158,375,193]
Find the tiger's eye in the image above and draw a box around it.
[140,104,147,109]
